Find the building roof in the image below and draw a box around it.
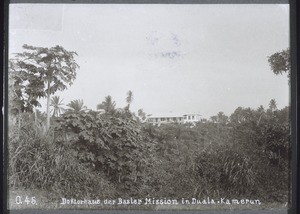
[147,113,184,118]
[147,113,201,118]
[183,113,202,116]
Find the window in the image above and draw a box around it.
[188,116,191,120]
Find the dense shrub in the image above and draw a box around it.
[8,105,290,203]
[8,114,116,199]
[139,107,290,202]
[55,111,155,196]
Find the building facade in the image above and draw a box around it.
[146,113,201,126]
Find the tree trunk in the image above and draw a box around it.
[17,109,21,139]
[46,81,51,131]
[34,108,37,127]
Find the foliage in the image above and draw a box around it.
[55,111,154,196]
[228,103,290,201]
[8,115,116,199]
[269,99,277,111]
[9,99,290,203]
[139,101,290,202]
[10,44,79,130]
[66,99,87,113]
[137,109,147,121]
[97,95,116,114]
[268,48,290,77]
[12,44,79,95]
[8,60,43,114]
[50,96,65,117]
[97,93,137,120]
[125,90,133,111]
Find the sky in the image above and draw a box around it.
[9,4,290,118]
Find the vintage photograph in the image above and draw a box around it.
[7,3,290,211]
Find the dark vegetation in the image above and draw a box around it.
[8,45,290,204]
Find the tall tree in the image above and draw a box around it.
[125,90,133,111]
[268,48,290,79]
[269,99,277,111]
[10,44,79,130]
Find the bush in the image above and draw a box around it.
[55,111,155,197]
[8,115,116,199]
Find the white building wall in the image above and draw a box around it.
[147,114,201,125]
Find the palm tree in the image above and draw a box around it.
[97,95,116,114]
[50,96,65,117]
[269,99,277,111]
[125,90,133,111]
[67,99,87,113]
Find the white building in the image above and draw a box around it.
[182,113,202,123]
[146,113,202,126]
